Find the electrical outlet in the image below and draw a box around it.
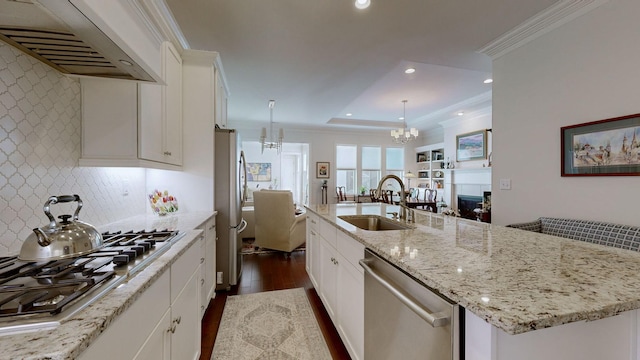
[499,178,511,190]
[216,272,223,284]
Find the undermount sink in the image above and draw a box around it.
[338,215,413,231]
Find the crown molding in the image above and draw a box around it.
[135,0,190,51]
[478,0,609,59]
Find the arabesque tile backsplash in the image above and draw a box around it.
[0,43,146,256]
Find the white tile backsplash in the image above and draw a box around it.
[0,43,146,256]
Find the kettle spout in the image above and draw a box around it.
[33,228,51,247]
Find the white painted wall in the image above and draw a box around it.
[492,0,640,226]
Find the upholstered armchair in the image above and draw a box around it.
[253,190,306,252]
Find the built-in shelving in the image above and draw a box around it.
[414,143,445,191]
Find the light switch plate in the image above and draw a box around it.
[499,178,511,190]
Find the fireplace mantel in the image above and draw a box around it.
[444,167,491,186]
[441,167,491,213]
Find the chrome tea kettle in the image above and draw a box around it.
[19,195,104,261]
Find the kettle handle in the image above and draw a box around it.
[43,195,83,228]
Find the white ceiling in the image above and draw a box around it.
[165,0,558,132]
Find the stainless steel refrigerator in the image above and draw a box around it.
[215,128,247,291]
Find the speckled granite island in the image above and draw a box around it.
[0,211,215,360]
[307,203,640,360]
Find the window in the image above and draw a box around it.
[361,146,381,192]
[336,145,357,194]
[385,147,405,191]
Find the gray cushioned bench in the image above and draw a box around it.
[506,217,640,251]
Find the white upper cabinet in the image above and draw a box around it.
[214,70,228,129]
[139,41,183,166]
[80,41,183,170]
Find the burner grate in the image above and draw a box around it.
[0,229,179,320]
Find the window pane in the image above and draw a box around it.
[386,147,404,170]
[361,170,380,191]
[382,170,403,192]
[336,145,357,168]
[336,169,356,194]
[362,146,381,169]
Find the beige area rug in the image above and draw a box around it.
[211,288,331,360]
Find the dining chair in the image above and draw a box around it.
[369,189,379,202]
[381,190,394,204]
[336,186,355,203]
[421,189,437,212]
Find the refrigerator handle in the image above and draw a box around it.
[236,219,248,234]
[239,151,248,208]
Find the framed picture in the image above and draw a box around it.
[561,113,640,176]
[316,162,330,178]
[246,163,272,181]
[456,130,487,161]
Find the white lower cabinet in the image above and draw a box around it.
[306,213,320,289]
[466,308,637,360]
[318,234,338,320]
[308,217,364,360]
[169,268,200,360]
[79,236,201,360]
[197,216,217,317]
[134,308,171,360]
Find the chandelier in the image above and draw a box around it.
[391,100,418,144]
[260,100,283,154]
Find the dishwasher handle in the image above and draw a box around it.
[359,259,450,328]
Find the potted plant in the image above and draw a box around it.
[359,186,367,195]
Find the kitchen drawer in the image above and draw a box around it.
[319,218,337,248]
[171,235,201,303]
[307,212,319,232]
[79,270,170,360]
[337,232,365,272]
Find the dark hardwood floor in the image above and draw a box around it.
[200,250,351,360]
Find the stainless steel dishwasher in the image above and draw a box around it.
[359,249,462,360]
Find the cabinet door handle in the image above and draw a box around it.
[201,278,205,286]
[164,151,172,156]
[173,316,182,325]
[167,324,177,334]
[200,257,205,264]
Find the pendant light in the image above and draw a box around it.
[391,100,418,144]
[260,100,283,154]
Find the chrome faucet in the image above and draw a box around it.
[376,174,414,222]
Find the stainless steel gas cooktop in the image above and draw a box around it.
[0,229,183,335]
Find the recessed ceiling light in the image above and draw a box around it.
[346,113,353,117]
[404,68,415,74]
[484,78,493,84]
[457,112,464,116]
[119,59,133,66]
[355,0,370,9]
[399,116,405,120]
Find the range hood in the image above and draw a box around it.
[0,0,156,82]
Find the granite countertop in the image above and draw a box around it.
[306,203,640,335]
[0,211,215,360]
